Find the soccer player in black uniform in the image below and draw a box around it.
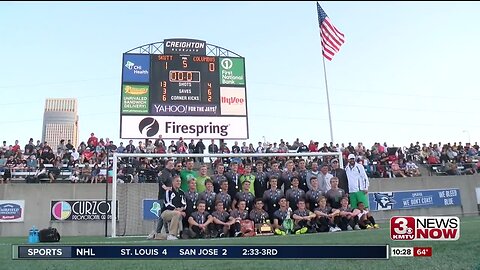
[233,179,255,212]
[273,197,293,235]
[266,161,282,187]
[253,161,268,199]
[280,160,297,193]
[337,197,359,231]
[212,163,227,193]
[314,196,341,232]
[250,198,270,233]
[187,200,214,238]
[225,162,241,199]
[292,199,317,234]
[184,178,199,228]
[229,200,250,237]
[199,178,216,213]
[325,177,346,209]
[305,176,324,211]
[215,180,232,211]
[211,201,236,238]
[263,176,284,221]
[285,177,306,211]
[296,159,309,193]
[160,175,186,240]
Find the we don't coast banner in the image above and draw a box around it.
[368,188,461,211]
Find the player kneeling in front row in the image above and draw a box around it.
[230,200,255,237]
[211,201,242,237]
[314,196,342,232]
[292,199,317,234]
[250,198,272,234]
[338,197,360,231]
[273,197,294,235]
[352,202,379,229]
[184,200,214,239]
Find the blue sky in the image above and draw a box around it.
[1,1,480,149]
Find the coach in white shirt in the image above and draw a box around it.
[345,154,369,209]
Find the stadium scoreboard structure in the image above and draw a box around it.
[120,38,248,140]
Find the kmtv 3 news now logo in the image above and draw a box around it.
[390,216,460,241]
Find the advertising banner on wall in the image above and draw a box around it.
[51,200,118,221]
[0,200,25,222]
[368,188,461,211]
[143,199,161,220]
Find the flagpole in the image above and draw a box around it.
[322,56,334,144]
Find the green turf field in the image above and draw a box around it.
[2,217,479,270]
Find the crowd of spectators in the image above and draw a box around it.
[1,133,479,184]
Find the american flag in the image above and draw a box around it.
[317,2,345,61]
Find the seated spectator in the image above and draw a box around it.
[405,159,421,177]
[427,153,440,164]
[70,164,81,183]
[445,161,458,175]
[35,164,49,181]
[81,164,92,183]
[459,157,475,175]
[391,160,407,178]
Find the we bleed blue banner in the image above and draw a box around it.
[368,188,461,211]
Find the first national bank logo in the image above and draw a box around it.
[390,216,460,241]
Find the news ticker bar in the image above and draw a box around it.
[13,245,390,260]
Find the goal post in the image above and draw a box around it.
[111,151,343,238]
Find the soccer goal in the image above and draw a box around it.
[110,151,343,238]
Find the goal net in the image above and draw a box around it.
[111,151,343,238]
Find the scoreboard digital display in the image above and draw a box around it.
[120,38,248,139]
[151,55,220,105]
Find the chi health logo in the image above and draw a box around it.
[138,117,160,137]
[124,61,148,75]
[51,201,72,220]
[221,58,233,70]
[125,61,135,70]
[150,202,161,218]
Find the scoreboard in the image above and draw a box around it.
[120,38,248,139]
[151,55,220,106]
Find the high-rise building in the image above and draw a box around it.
[42,98,79,148]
